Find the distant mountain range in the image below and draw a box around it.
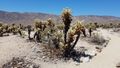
[0,10,120,25]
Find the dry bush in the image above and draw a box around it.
[90,30,110,45]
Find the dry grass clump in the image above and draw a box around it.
[90,30,110,46]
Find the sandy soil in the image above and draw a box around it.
[0,29,120,68]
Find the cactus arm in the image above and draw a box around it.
[70,31,80,52]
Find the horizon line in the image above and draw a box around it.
[0,10,120,17]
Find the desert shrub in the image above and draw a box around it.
[90,29,110,45]
[91,31,105,45]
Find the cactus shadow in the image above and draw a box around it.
[64,49,93,63]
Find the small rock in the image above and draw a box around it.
[85,50,96,56]
[80,56,90,63]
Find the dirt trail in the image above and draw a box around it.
[76,29,120,68]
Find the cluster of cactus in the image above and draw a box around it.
[32,13,85,58]
[0,23,10,36]
[0,22,3,27]
[33,18,59,45]
[0,22,3,36]
[31,8,88,57]
[1,8,118,59]
[85,22,120,29]
[34,19,43,29]
[56,23,64,30]
[98,23,120,28]
[0,23,26,37]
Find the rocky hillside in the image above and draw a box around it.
[0,10,120,25]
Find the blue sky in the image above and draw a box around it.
[0,0,120,16]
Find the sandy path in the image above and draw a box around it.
[77,32,120,68]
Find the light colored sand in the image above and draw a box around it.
[78,30,120,68]
[0,29,120,68]
[0,35,35,66]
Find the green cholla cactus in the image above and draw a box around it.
[94,22,99,29]
[88,23,96,37]
[2,24,9,33]
[0,22,3,27]
[117,23,120,28]
[109,23,113,28]
[47,18,55,28]
[27,25,32,39]
[11,24,18,35]
[69,21,83,50]
[56,23,64,30]
[0,26,3,37]
[61,8,72,44]
[34,28,42,43]
[64,21,84,57]
[34,19,42,29]
[47,18,56,34]
[17,25,26,38]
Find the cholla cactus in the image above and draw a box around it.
[88,23,96,37]
[0,25,3,36]
[17,25,26,38]
[118,23,120,28]
[41,21,47,31]
[56,23,64,30]
[27,25,32,39]
[0,22,3,27]
[11,24,18,35]
[68,28,75,43]
[47,18,55,27]
[47,18,56,34]
[2,24,9,33]
[64,21,84,57]
[109,23,114,28]
[70,21,83,50]
[34,19,42,29]
[64,28,75,57]
[74,21,86,37]
[75,21,83,31]
[61,8,72,44]
[94,22,99,28]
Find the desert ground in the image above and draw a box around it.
[0,28,120,68]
